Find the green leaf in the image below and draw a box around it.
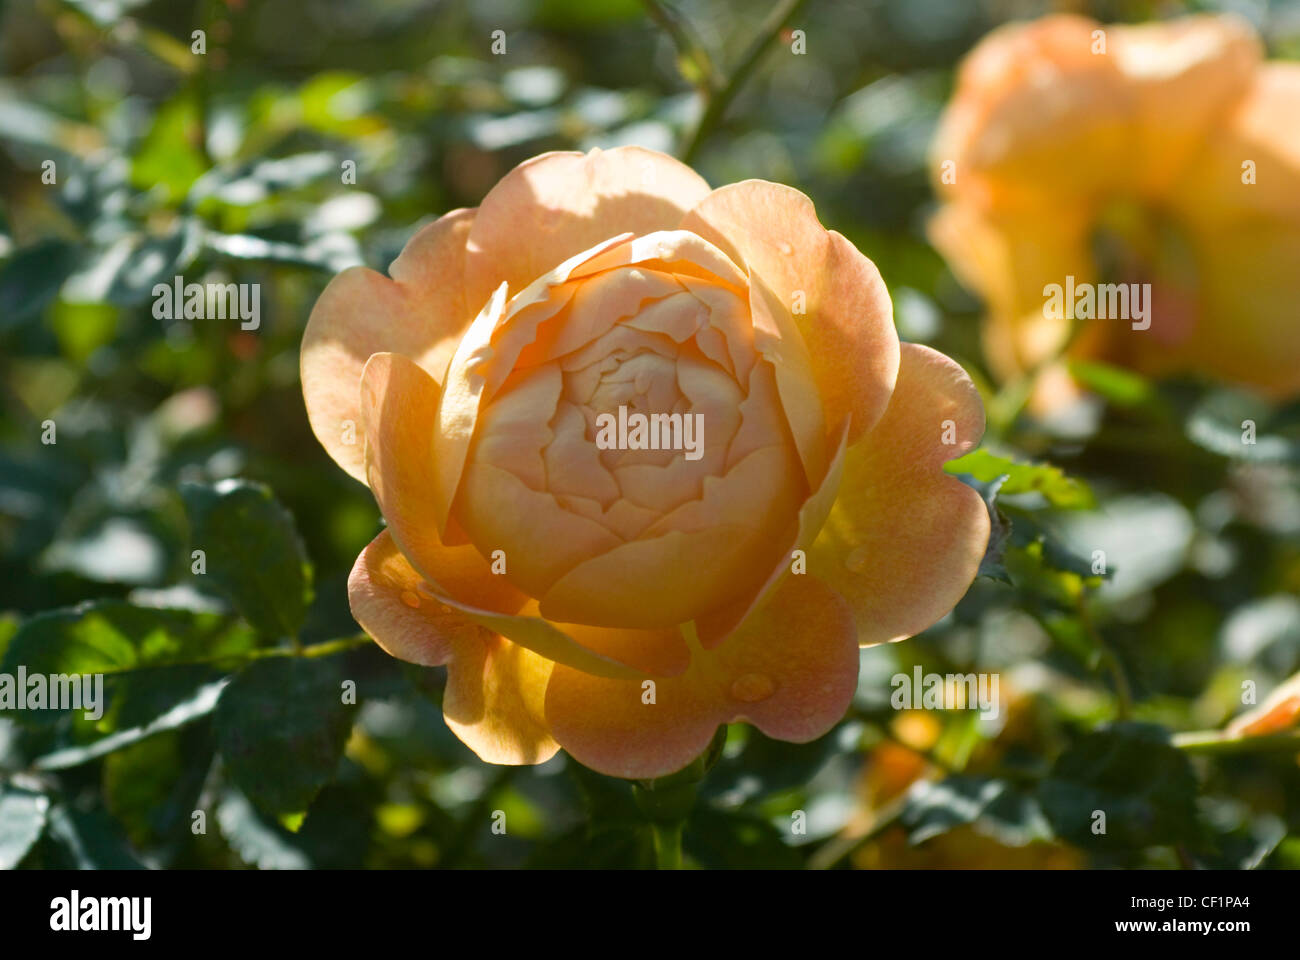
[900,776,1052,847]
[182,479,314,639]
[1038,724,1199,851]
[216,789,313,869]
[0,786,49,869]
[104,726,214,850]
[684,807,803,868]
[1,601,254,679]
[214,656,353,818]
[1068,360,1157,409]
[0,240,80,332]
[44,805,146,869]
[1186,388,1298,464]
[945,449,1094,509]
[33,678,227,770]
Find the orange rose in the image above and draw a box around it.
[930,14,1300,408]
[302,146,988,778]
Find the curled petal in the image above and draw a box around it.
[464,146,712,313]
[347,529,481,667]
[808,343,990,645]
[681,180,899,443]
[301,208,474,483]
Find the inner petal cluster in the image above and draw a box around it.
[452,241,808,629]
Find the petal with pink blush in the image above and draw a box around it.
[545,575,859,780]
[347,529,482,668]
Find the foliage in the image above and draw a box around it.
[2,0,1300,870]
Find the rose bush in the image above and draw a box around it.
[302,146,989,779]
[929,13,1300,409]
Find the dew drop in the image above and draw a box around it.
[731,672,776,703]
[399,590,420,609]
[777,241,794,256]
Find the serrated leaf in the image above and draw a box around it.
[945,449,1094,509]
[215,656,352,818]
[182,480,313,639]
[0,786,49,869]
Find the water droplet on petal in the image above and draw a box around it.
[777,241,794,256]
[731,672,775,703]
[400,590,420,609]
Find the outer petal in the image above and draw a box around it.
[545,575,858,779]
[444,633,560,765]
[347,529,481,668]
[347,530,558,766]
[808,343,989,646]
[463,146,712,313]
[301,208,475,483]
[681,180,899,444]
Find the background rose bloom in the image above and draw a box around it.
[302,146,988,779]
[929,13,1300,408]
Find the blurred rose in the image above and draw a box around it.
[930,14,1300,409]
[302,146,989,778]
[1227,671,1300,737]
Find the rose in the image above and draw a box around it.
[302,146,989,779]
[929,14,1300,410]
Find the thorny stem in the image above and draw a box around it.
[678,0,811,164]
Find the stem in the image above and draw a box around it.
[641,0,718,92]
[650,820,684,869]
[679,0,811,164]
[1172,729,1300,756]
[1077,591,1133,721]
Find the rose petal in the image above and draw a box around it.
[359,351,643,679]
[463,147,712,313]
[807,343,990,645]
[302,208,474,483]
[545,575,858,779]
[347,529,482,667]
[443,632,560,765]
[681,180,899,443]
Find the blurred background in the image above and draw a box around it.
[2,0,1299,869]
